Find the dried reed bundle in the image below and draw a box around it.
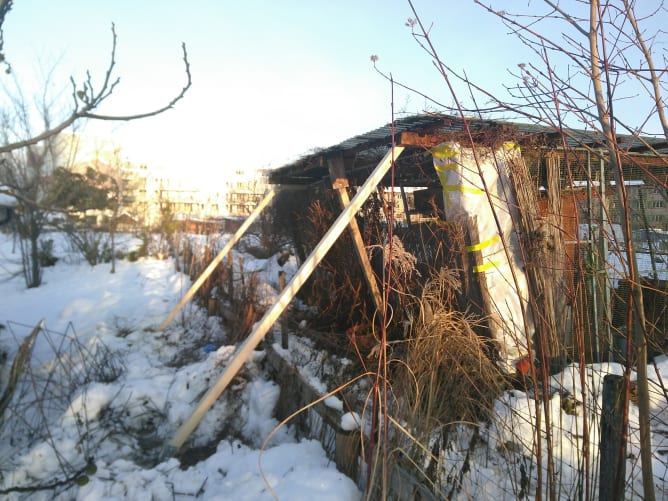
[395,270,503,432]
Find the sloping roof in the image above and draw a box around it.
[267,114,668,187]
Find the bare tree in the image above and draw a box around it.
[369,1,667,499]
[469,3,663,497]
[86,146,133,274]
[0,140,58,287]
[0,23,191,155]
[0,3,191,287]
[0,1,13,72]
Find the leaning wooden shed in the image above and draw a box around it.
[266,113,668,369]
[162,113,668,455]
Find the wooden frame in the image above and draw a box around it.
[163,146,405,454]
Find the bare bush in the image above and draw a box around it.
[385,270,504,494]
[0,322,124,496]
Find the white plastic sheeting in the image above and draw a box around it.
[432,142,533,373]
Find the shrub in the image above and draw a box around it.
[38,238,58,267]
[63,225,111,266]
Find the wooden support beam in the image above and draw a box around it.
[162,146,405,455]
[158,188,277,331]
[328,155,384,313]
[399,185,412,227]
[399,131,449,149]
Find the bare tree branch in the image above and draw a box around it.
[542,0,588,37]
[622,0,668,139]
[0,0,12,56]
[0,24,192,154]
[84,43,191,121]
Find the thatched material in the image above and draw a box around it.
[507,153,569,370]
[394,270,504,429]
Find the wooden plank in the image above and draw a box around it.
[266,343,360,480]
[265,343,342,432]
[158,188,277,331]
[399,185,412,227]
[399,131,448,149]
[163,146,405,454]
[401,131,668,170]
[328,155,384,313]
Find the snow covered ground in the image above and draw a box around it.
[0,231,360,500]
[1,229,668,500]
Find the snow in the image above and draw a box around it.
[2,229,668,499]
[325,396,344,411]
[0,231,360,500]
[0,188,16,206]
[340,412,361,432]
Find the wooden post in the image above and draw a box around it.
[227,251,234,300]
[599,374,626,501]
[327,155,384,313]
[207,297,217,316]
[158,188,276,331]
[335,429,360,480]
[238,256,245,288]
[399,185,412,227]
[279,270,288,349]
[163,147,404,455]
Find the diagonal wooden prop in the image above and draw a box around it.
[158,188,277,331]
[163,146,404,454]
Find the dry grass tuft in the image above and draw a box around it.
[394,269,504,435]
[375,270,505,496]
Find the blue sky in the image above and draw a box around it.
[2,1,664,189]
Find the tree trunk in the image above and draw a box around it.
[110,215,116,274]
[27,212,42,288]
[588,3,654,499]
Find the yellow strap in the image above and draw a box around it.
[430,144,459,159]
[472,261,501,273]
[442,185,483,195]
[503,141,520,152]
[434,163,459,172]
[466,235,500,252]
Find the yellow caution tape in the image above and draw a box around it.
[442,185,483,195]
[430,143,459,159]
[472,261,501,273]
[465,235,500,252]
[440,184,483,208]
[434,162,459,172]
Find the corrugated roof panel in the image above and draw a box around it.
[268,114,668,185]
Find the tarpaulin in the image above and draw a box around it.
[432,142,533,373]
